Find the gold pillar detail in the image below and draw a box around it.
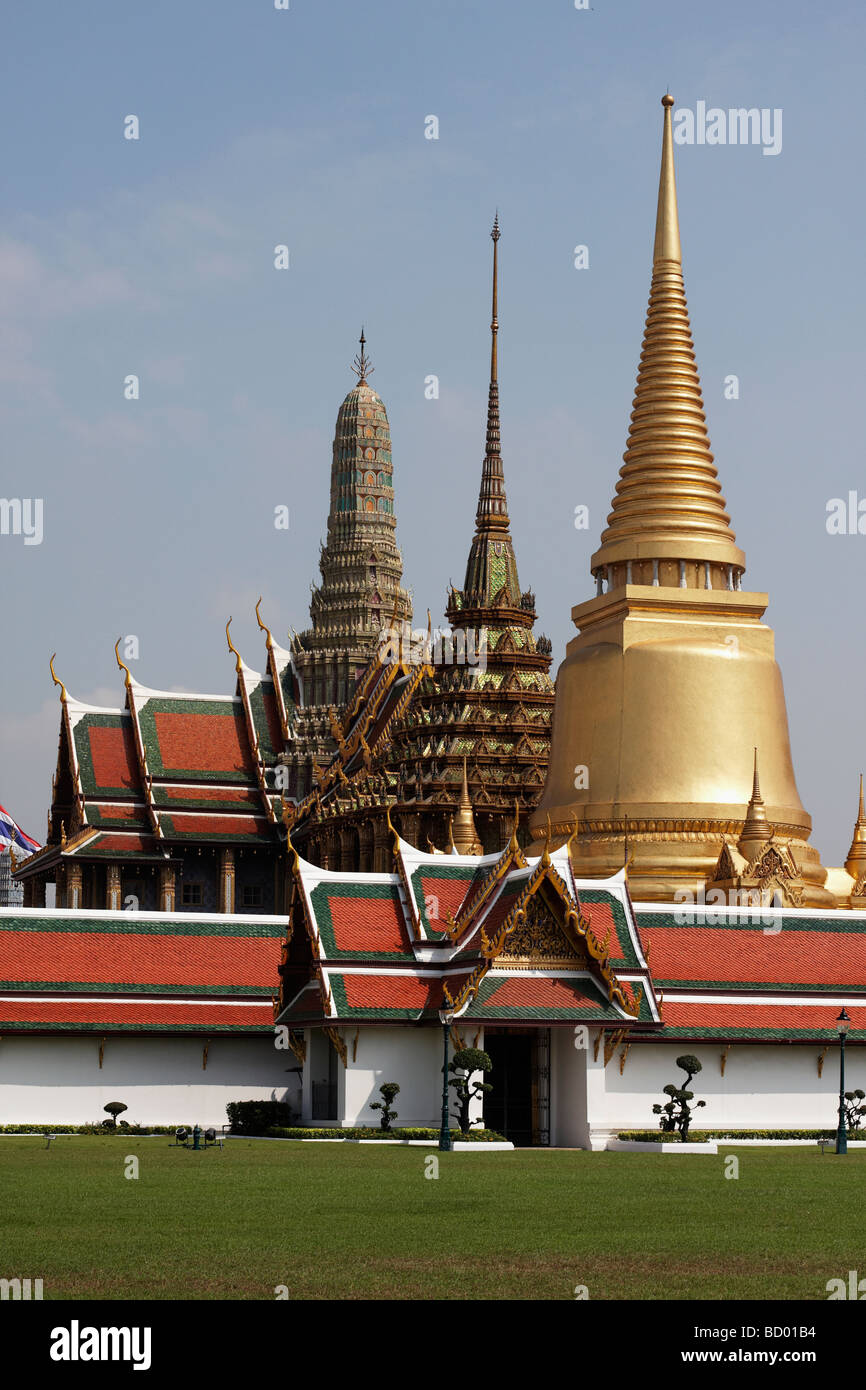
[106,863,122,912]
[159,864,176,913]
[220,848,236,914]
[66,862,83,911]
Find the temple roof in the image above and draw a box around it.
[0,906,285,1033]
[21,624,299,873]
[277,832,656,1028]
[633,902,866,1041]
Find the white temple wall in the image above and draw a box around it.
[586,1042,854,1140]
[0,1035,296,1127]
[339,1027,445,1128]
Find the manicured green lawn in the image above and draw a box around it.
[0,1138,863,1300]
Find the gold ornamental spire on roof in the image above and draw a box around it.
[452,758,483,855]
[591,94,744,579]
[475,214,509,531]
[737,749,772,863]
[845,774,866,880]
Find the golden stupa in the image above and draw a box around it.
[532,94,833,907]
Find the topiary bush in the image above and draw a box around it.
[652,1054,706,1141]
[369,1082,400,1132]
[449,1047,493,1136]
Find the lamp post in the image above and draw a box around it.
[836,1008,851,1155]
[438,1010,452,1152]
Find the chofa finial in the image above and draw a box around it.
[49,653,67,703]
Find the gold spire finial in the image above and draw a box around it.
[737,748,772,863]
[654,94,681,266]
[255,597,274,649]
[225,617,243,675]
[49,653,67,703]
[351,328,373,385]
[114,638,133,691]
[451,759,483,855]
[590,94,744,581]
[845,773,866,880]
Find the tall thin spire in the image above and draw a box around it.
[475,214,509,530]
[845,774,866,881]
[591,94,744,582]
[653,94,682,265]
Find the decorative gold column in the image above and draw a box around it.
[159,863,176,913]
[220,848,236,914]
[65,862,83,910]
[106,863,122,912]
[532,95,832,907]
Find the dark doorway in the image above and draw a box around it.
[484,1031,536,1146]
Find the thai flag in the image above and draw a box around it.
[0,803,40,858]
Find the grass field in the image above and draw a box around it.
[1,1137,863,1300]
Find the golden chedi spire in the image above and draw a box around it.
[845,775,866,881]
[737,749,772,863]
[451,759,483,855]
[592,94,744,589]
[531,95,834,908]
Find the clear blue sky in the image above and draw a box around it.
[1,0,864,865]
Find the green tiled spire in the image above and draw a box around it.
[294,331,412,706]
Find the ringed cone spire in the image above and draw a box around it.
[532,94,832,910]
[592,94,745,583]
[845,775,866,881]
[738,749,772,863]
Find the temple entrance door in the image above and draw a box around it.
[483,1029,550,1146]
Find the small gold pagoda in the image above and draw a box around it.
[532,95,833,907]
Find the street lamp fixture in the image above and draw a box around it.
[836,1008,851,1155]
[438,1009,452,1152]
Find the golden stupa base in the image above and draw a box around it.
[541,822,836,909]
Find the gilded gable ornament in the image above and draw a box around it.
[497,894,588,969]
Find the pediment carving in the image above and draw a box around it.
[497,893,589,970]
